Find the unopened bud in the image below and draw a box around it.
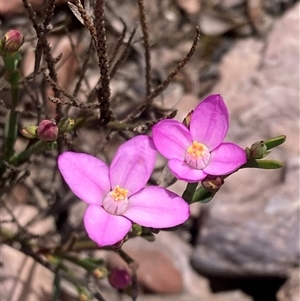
[59,117,75,133]
[93,267,107,279]
[249,141,268,159]
[182,110,193,128]
[131,224,142,236]
[202,175,224,193]
[108,267,132,289]
[21,125,38,139]
[78,293,89,301]
[2,29,24,53]
[78,287,92,301]
[37,120,58,141]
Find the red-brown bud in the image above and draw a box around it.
[202,175,224,193]
[2,29,24,53]
[37,120,58,141]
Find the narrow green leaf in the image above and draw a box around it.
[51,273,61,301]
[246,159,284,169]
[264,135,286,150]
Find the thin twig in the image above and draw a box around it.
[125,27,201,122]
[109,27,137,78]
[73,39,94,98]
[48,96,100,110]
[43,0,56,30]
[44,73,80,106]
[108,19,127,67]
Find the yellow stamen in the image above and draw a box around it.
[111,185,129,201]
[187,141,206,159]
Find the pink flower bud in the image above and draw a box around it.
[37,120,58,141]
[2,29,24,53]
[108,267,132,289]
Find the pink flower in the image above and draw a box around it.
[58,135,190,247]
[152,94,247,182]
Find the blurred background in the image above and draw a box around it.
[0,1,299,301]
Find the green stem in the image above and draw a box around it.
[182,182,198,204]
[58,254,96,271]
[9,140,50,165]
[118,248,135,265]
[4,100,18,159]
[1,54,21,175]
[191,156,284,204]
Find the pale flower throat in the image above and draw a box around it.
[185,141,210,169]
[103,185,129,215]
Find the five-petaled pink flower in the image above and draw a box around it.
[58,135,190,247]
[152,94,247,182]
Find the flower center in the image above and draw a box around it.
[185,141,210,169]
[102,185,129,215]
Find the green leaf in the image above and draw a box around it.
[84,257,104,266]
[246,159,284,169]
[264,135,286,150]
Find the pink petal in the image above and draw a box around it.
[58,152,110,205]
[204,142,247,175]
[84,205,132,247]
[190,94,229,150]
[124,186,190,228]
[168,158,208,182]
[152,119,192,160]
[110,135,156,196]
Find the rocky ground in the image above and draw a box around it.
[0,1,299,301]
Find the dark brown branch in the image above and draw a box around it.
[48,96,100,110]
[94,0,114,123]
[22,0,61,110]
[44,73,79,106]
[43,0,56,30]
[137,0,152,97]
[73,0,98,45]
